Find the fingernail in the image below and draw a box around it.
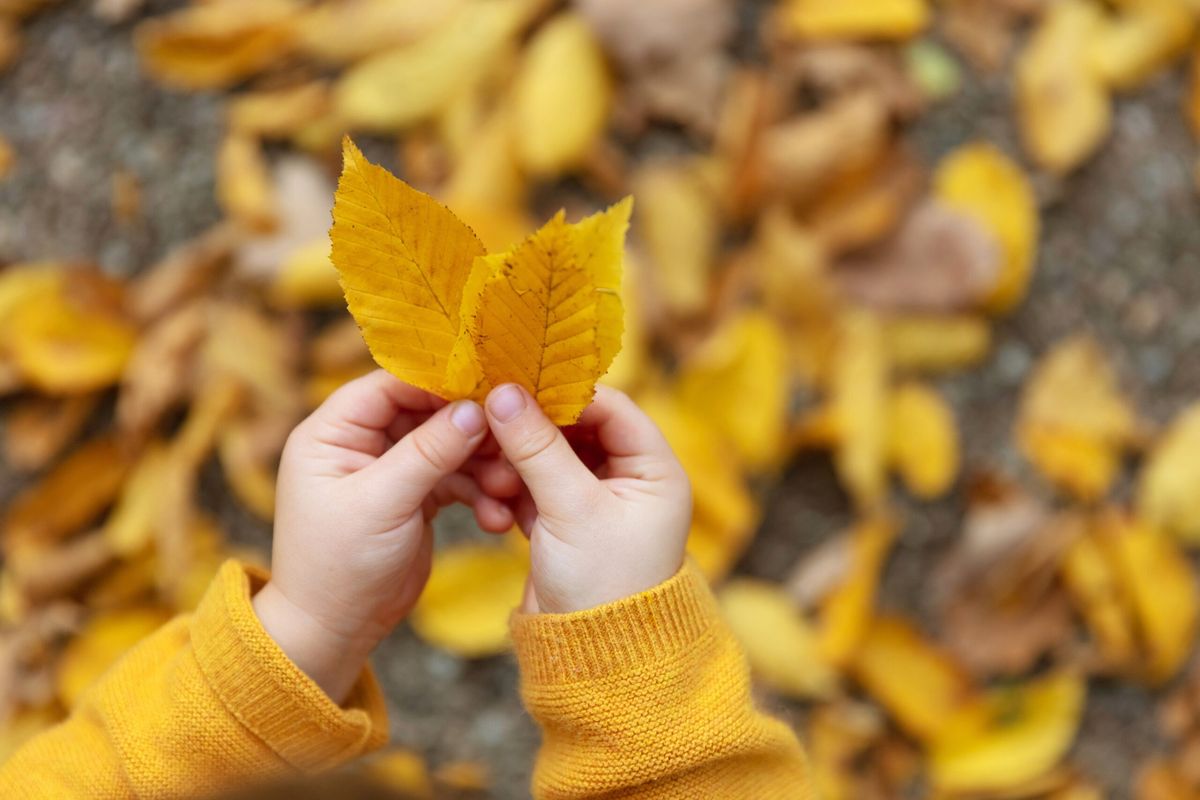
[488,384,526,423]
[450,400,485,436]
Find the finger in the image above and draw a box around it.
[474,496,515,533]
[574,385,682,483]
[465,456,522,499]
[308,370,445,455]
[427,474,513,532]
[362,399,488,512]
[484,384,597,513]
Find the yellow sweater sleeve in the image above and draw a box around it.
[0,560,388,799]
[510,562,813,800]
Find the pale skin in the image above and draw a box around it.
[253,370,692,703]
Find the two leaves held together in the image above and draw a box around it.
[331,137,630,424]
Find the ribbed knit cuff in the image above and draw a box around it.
[191,560,389,771]
[510,561,718,685]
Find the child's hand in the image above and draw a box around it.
[253,370,520,702]
[485,384,692,614]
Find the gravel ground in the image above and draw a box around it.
[3,3,1200,799]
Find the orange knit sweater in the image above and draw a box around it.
[0,560,812,799]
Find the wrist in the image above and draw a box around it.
[252,581,378,705]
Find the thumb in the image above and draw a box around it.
[485,384,596,514]
[361,399,488,513]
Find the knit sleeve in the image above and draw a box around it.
[0,560,388,799]
[510,561,814,800]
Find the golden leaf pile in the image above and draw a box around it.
[3,0,1200,794]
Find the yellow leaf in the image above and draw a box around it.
[334,0,530,131]
[513,12,612,175]
[883,314,991,373]
[1016,0,1111,174]
[58,607,171,708]
[1138,402,1200,544]
[443,109,533,253]
[632,159,719,317]
[1101,513,1198,684]
[830,311,889,511]
[227,81,331,139]
[930,672,1086,794]
[818,516,896,666]
[295,0,464,65]
[640,392,759,581]
[1089,0,1195,91]
[600,253,648,394]
[104,442,172,556]
[216,133,277,233]
[1060,527,1137,669]
[268,238,342,309]
[3,271,137,395]
[887,382,959,499]
[134,0,299,90]
[934,142,1040,314]
[434,760,491,791]
[851,616,978,743]
[366,749,434,799]
[410,544,528,658]
[3,435,130,554]
[1017,336,1137,501]
[331,137,486,398]
[461,198,631,424]
[780,0,929,41]
[719,579,839,700]
[676,312,791,472]
[217,423,277,521]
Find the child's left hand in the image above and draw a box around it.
[252,370,519,703]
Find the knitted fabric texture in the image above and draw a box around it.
[511,561,813,799]
[0,560,388,798]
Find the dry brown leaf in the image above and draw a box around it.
[1016,0,1111,174]
[0,132,13,179]
[116,300,207,442]
[3,436,130,555]
[128,224,238,324]
[135,0,299,90]
[2,394,98,473]
[0,16,19,75]
[835,201,1001,313]
[217,419,277,521]
[1017,336,1138,501]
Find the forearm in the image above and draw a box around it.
[0,561,388,799]
[512,562,814,799]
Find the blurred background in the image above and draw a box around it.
[2,0,1200,797]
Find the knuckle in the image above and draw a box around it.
[514,425,560,467]
[409,428,451,472]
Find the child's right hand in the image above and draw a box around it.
[484,384,692,614]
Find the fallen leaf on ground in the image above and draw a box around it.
[1138,402,1200,545]
[829,311,889,511]
[56,606,170,708]
[882,314,991,373]
[410,544,528,658]
[1016,0,1111,173]
[818,515,897,666]
[2,394,98,473]
[1017,336,1138,501]
[778,0,930,41]
[227,82,331,139]
[934,142,1039,315]
[134,0,299,90]
[512,12,612,176]
[366,749,434,799]
[929,672,1086,794]
[216,133,276,233]
[719,579,839,699]
[887,381,959,499]
[1088,0,1195,91]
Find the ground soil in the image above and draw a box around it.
[3,3,1200,798]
